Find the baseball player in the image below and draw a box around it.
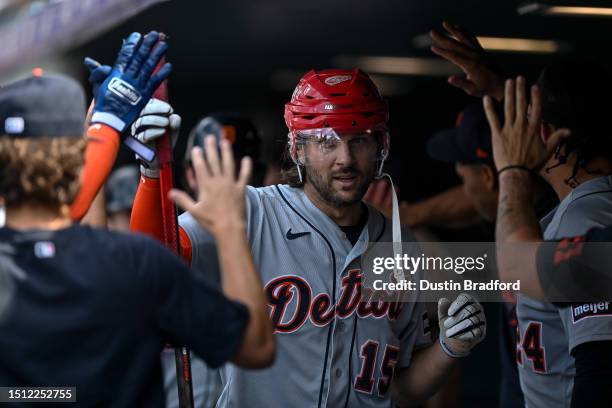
[105,165,140,232]
[129,69,487,407]
[431,21,612,407]
[183,113,264,189]
[0,33,274,407]
[484,71,612,407]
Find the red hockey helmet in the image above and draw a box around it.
[284,69,389,133]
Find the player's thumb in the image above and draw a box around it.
[84,57,100,73]
[168,189,195,213]
[438,297,451,323]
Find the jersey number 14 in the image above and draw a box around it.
[516,321,547,373]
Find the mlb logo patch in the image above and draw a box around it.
[572,302,612,323]
[5,117,24,134]
[34,241,55,258]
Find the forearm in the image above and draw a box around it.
[215,224,275,367]
[402,186,479,228]
[80,188,107,227]
[497,170,541,242]
[130,176,164,239]
[496,170,545,299]
[70,124,120,220]
[393,342,458,405]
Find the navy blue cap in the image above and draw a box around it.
[0,72,86,138]
[427,102,499,165]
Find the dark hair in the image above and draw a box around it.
[537,58,612,182]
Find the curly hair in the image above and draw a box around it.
[0,137,86,209]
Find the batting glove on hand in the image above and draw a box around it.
[91,31,172,133]
[84,57,112,101]
[131,98,181,178]
[438,293,486,358]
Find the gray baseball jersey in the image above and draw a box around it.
[517,175,612,408]
[178,184,431,408]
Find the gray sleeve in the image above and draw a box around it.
[179,212,222,288]
[178,186,262,288]
[558,303,612,352]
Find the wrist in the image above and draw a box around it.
[438,335,469,359]
[214,220,247,235]
[498,165,533,177]
[498,166,533,182]
[91,111,126,133]
[140,164,160,179]
[212,221,247,243]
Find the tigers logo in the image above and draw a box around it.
[324,75,352,86]
[108,77,142,106]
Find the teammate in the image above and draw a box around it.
[135,108,266,408]
[105,165,140,232]
[0,34,274,406]
[183,113,264,189]
[129,68,487,407]
[484,74,612,407]
[431,21,612,407]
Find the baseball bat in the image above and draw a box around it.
[152,35,195,408]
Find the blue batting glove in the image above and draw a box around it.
[91,31,172,133]
[84,57,112,100]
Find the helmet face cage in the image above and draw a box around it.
[288,127,390,180]
[284,69,390,182]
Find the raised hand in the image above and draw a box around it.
[170,137,253,237]
[430,21,505,100]
[91,31,172,133]
[483,77,570,172]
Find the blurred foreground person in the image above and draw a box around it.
[0,35,273,407]
[143,110,265,408]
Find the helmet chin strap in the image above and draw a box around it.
[378,172,404,284]
[296,164,303,184]
[372,141,404,282]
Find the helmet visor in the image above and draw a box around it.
[290,126,388,166]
